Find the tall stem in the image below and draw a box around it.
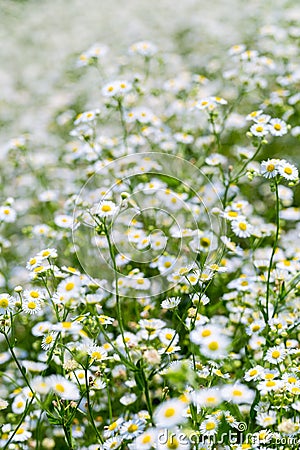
[85,365,104,444]
[104,222,131,360]
[265,181,280,323]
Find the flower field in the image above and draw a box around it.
[0,1,300,449]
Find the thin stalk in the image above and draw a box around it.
[3,396,35,450]
[3,331,35,396]
[85,364,104,444]
[265,181,280,323]
[103,221,131,360]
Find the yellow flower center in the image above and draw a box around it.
[127,424,138,433]
[108,422,117,431]
[142,435,152,444]
[232,389,242,396]
[206,421,216,430]
[266,381,276,387]
[27,301,37,310]
[30,291,39,298]
[164,407,176,418]
[202,329,211,337]
[55,383,65,393]
[91,351,102,360]
[208,341,219,351]
[256,126,264,132]
[274,123,281,130]
[267,164,275,172]
[265,373,275,380]
[284,167,292,175]
[45,336,53,344]
[200,237,210,247]
[271,350,280,359]
[65,282,75,291]
[239,222,247,231]
[0,298,9,308]
[167,437,179,449]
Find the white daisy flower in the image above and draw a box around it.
[87,344,108,362]
[56,276,82,300]
[265,345,286,364]
[102,80,132,97]
[244,365,264,381]
[154,398,187,428]
[199,335,231,360]
[129,40,157,57]
[231,219,253,238]
[54,214,74,229]
[161,297,181,309]
[41,332,58,350]
[250,123,269,137]
[9,424,32,442]
[200,416,219,436]
[246,109,263,121]
[102,436,123,450]
[96,200,118,218]
[26,256,43,271]
[37,248,58,260]
[0,205,16,223]
[22,297,42,315]
[260,159,280,178]
[221,383,255,404]
[120,418,145,439]
[268,118,288,136]
[257,379,283,393]
[23,289,44,302]
[156,429,190,450]
[0,293,15,314]
[159,328,179,346]
[12,395,26,414]
[191,388,222,408]
[253,113,271,124]
[256,411,277,427]
[277,161,299,181]
[132,428,158,450]
[49,375,80,400]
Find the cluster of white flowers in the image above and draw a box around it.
[0,2,300,449]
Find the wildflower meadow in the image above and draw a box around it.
[0,1,300,449]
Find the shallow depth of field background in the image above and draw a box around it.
[1,0,299,150]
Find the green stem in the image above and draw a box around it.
[63,423,74,450]
[3,397,35,450]
[3,331,35,396]
[104,221,131,360]
[85,364,104,444]
[265,181,280,323]
[117,98,128,148]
